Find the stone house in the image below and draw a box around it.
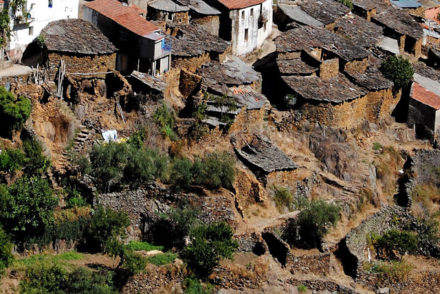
[270,26,395,128]
[22,19,117,80]
[83,0,171,76]
[408,73,440,140]
[147,0,190,24]
[206,0,273,56]
[5,0,79,61]
[146,0,221,36]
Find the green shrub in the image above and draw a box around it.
[82,206,130,253]
[194,152,235,190]
[22,138,51,174]
[0,86,31,135]
[20,261,116,294]
[0,148,25,173]
[153,103,178,141]
[182,222,238,278]
[170,157,196,189]
[336,0,353,8]
[381,56,414,89]
[150,207,198,249]
[183,277,213,294]
[283,200,340,249]
[372,142,383,151]
[297,284,308,293]
[146,252,177,266]
[0,176,57,238]
[120,249,147,275]
[373,230,418,260]
[272,185,293,212]
[0,227,13,275]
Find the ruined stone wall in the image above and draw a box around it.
[191,15,220,36]
[408,97,436,137]
[47,52,117,80]
[319,58,339,80]
[229,106,267,133]
[174,11,189,24]
[277,51,301,60]
[289,252,331,276]
[344,58,368,74]
[171,52,211,72]
[179,69,202,98]
[297,88,396,128]
[366,8,376,21]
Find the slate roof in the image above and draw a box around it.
[85,0,159,37]
[390,0,421,8]
[41,19,117,55]
[216,0,266,10]
[149,0,190,12]
[276,58,318,75]
[282,74,368,103]
[198,56,260,94]
[176,0,221,15]
[334,14,384,49]
[297,0,350,25]
[275,26,370,62]
[414,62,440,82]
[167,24,229,57]
[277,4,324,27]
[352,0,389,11]
[372,8,423,39]
[130,71,167,92]
[346,69,394,91]
[234,135,297,174]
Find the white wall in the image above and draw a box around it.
[229,0,273,56]
[8,0,79,57]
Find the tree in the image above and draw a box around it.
[22,138,51,174]
[283,200,340,250]
[182,222,238,278]
[380,56,414,89]
[82,206,130,253]
[336,0,353,9]
[0,227,13,275]
[0,177,57,238]
[194,152,235,190]
[373,230,418,260]
[0,147,25,173]
[0,86,31,136]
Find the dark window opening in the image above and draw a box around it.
[244,29,249,42]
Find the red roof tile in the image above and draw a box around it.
[85,0,158,37]
[217,0,266,9]
[412,83,440,110]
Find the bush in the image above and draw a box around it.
[183,277,213,294]
[22,138,51,174]
[0,86,31,135]
[149,206,198,249]
[272,185,293,212]
[194,152,235,189]
[182,222,238,278]
[381,56,414,89]
[364,260,413,283]
[0,227,13,275]
[0,176,57,238]
[373,230,418,260]
[283,200,340,249]
[170,157,194,189]
[336,0,353,8]
[297,284,308,293]
[153,103,178,141]
[20,261,116,294]
[0,148,25,173]
[82,206,130,253]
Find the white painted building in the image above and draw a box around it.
[6,0,79,60]
[212,0,273,56]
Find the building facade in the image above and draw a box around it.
[6,0,79,61]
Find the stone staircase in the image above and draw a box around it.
[54,125,93,175]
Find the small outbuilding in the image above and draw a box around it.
[22,18,117,80]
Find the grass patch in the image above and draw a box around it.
[364,260,413,283]
[297,284,308,292]
[372,142,382,151]
[12,251,83,270]
[146,252,177,266]
[126,241,164,252]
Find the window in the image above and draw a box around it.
[244,29,248,41]
[242,11,245,18]
[167,13,173,20]
[48,0,53,8]
[250,8,253,17]
[28,26,33,36]
[264,22,266,31]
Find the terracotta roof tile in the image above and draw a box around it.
[217,0,266,9]
[411,82,440,110]
[85,0,158,37]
